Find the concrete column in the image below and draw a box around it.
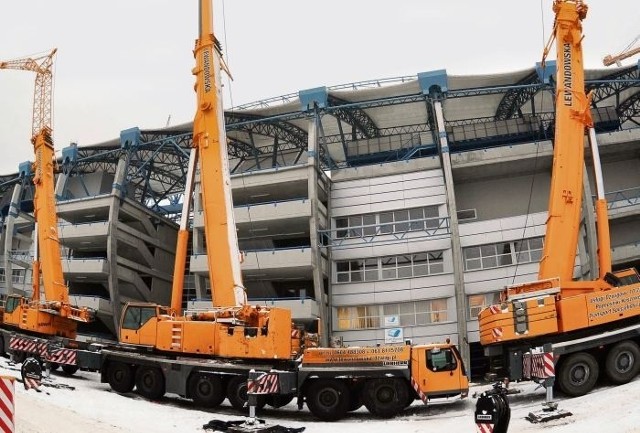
[107,154,129,333]
[3,183,23,295]
[307,113,329,346]
[192,177,208,300]
[433,100,470,371]
[581,167,598,279]
[54,169,68,198]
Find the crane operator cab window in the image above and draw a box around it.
[4,296,21,314]
[427,347,458,372]
[122,305,157,330]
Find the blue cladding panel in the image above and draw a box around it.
[19,161,32,177]
[299,87,328,111]
[61,143,78,165]
[536,60,556,84]
[120,127,141,149]
[418,70,448,95]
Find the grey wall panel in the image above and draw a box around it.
[601,159,640,192]
[455,174,550,222]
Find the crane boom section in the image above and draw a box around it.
[603,46,640,66]
[538,1,591,283]
[192,0,244,307]
[33,128,68,303]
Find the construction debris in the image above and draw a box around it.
[203,419,305,433]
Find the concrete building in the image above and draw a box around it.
[0,64,638,377]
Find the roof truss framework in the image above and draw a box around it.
[494,71,540,120]
[0,69,636,216]
[327,95,379,139]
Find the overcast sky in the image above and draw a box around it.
[0,0,637,175]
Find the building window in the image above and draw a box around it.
[457,208,477,222]
[336,305,380,330]
[337,299,449,330]
[463,236,544,271]
[467,292,502,319]
[335,206,441,239]
[336,251,444,283]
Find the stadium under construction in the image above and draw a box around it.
[0,63,638,378]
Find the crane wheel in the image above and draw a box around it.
[189,373,225,408]
[11,351,26,364]
[266,394,294,409]
[305,379,350,422]
[61,364,79,376]
[226,376,265,412]
[557,352,599,397]
[361,378,409,418]
[605,340,640,385]
[135,366,166,400]
[106,361,135,393]
[348,382,364,412]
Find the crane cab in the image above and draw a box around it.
[410,343,469,399]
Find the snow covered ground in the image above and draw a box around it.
[1,356,639,433]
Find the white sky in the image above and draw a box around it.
[3,357,640,433]
[0,0,638,175]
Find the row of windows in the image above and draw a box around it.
[335,206,441,239]
[336,299,448,330]
[335,251,444,283]
[334,293,506,331]
[463,237,543,271]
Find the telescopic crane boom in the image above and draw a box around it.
[0,49,93,338]
[479,0,640,345]
[117,0,301,362]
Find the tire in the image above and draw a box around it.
[11,351,26,364]
[226,376,266,411]
[605,340,640,385]
[49,362,60,371]
[266,394,294,408]
[348,382,364,412]
[135,366,166,400]
[61,364,79,376]
[305,379,350,422]
[106,361,135,394]
[189,373,225,408]
[557,352,599,397]
[362,378,409,419]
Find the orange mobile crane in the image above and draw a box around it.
[0,49,94,371]
[479,0,640,402]
[94,0,468,421]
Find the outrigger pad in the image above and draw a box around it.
[526,408,572,423]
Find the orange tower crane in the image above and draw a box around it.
[603,34,640,66]
[0,49,93,338]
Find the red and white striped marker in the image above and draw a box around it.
[0,376,15,433]
[476,423,494,433]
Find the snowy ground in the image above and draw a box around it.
[1,356,639,433]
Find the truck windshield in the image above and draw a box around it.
[122,306,157,330]
[427,348,457,372]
